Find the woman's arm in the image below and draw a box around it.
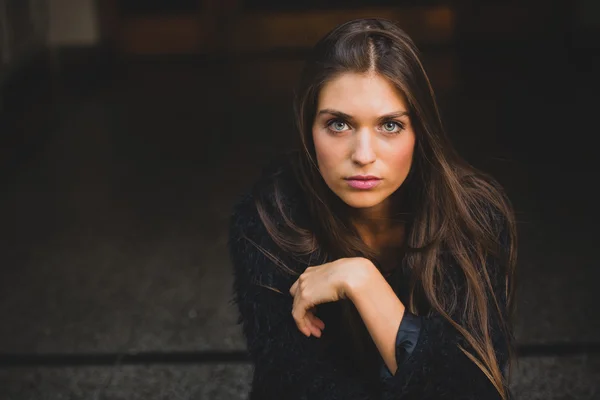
[345,261,406,375]
[347,258,510,400]
[229,194,374,400]
[383,310,509,400]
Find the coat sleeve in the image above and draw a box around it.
[228,193,376,400]
[381,216,513,400]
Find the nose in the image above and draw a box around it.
[350,129,376,166]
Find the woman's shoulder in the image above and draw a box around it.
[229,151,305,235]
[227,151,311,282]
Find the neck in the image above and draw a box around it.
[350,201,394,233]
[348,189,408,247]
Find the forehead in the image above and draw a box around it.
[317,72,408,114]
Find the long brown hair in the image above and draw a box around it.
[254,18,517,399]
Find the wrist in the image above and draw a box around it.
[343,257,378,301]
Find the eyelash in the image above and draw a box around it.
[325,119,405,135]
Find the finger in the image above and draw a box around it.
[306,315,323,337]
[307,319,322,338]
[289,280,298,296]
[307,312,325,330]
[292,294,311,337]
[307,307,325,330]
[297,316,311,337]
[301,310,321,338]
[302,307,322,338]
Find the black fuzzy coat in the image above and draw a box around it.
[228,157,512,400]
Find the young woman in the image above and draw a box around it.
[228,18,517,400]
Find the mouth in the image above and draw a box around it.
[344,175,382,190]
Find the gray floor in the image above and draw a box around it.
[1,45,599,399]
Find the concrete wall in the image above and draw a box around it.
[47,0,99,46]
[575,0,600,30]
[0,0,49,84]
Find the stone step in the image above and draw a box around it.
[1,355,598,400]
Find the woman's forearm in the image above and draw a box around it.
[345,260,406,375]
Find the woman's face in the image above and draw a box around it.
[312,72,416,212]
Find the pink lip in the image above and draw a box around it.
[347,175,380,180]
[345,176,382,190]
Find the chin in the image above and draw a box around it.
[337,192,387,209]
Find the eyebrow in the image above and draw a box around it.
[317,109,410,123]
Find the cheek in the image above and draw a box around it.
[313,130,341,172]
[388,136,416,175]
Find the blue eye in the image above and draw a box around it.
[327,120,349,133]
[381,121,404,133]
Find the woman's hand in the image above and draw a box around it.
[289,257,375,338]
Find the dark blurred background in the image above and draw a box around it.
[0,1,599,399]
